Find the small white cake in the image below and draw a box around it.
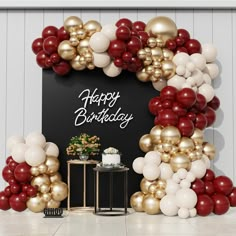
[102,147,121,165]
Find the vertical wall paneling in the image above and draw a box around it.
[63,9,82,20]
[137,9,157,23]
[81,9,100,22]
[43,10,64,28]
[119,9,138,21]
[175,9,194,36]
[100,9,120,25]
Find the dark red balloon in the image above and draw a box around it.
[4,186,12,197]
[27,186,38,197]
[2,166,14,182]
[10,183,21,194]
[185,39,201,55]
[21,184,30,193]
[50,53,61,64]
[137,31,149,46]
[177,117,194,137]
[19,192,28,202]
[127,57,142,72]
[196,194,214,216]
[52,61,71,76]
[195,93,207,111]
[194,113,207,130]
[57,26,70,42]
[165,39,176,51]
[8,177,17,186]
[116,18,133,29]
[116,26,131,41]
[36,50,50,68]
[14,162,31,183]
[148,96,163,115]
[211,193,230,215]
[32,37,43,55]
[172,102,187,117]
[6,156,14,165]
[204,106,216,127]
[114,58,123,67]
[203,169,215,182]
[8,160,18,172]
[175,37,185,46]
[186,111,196,122]
[0,191,10,210]
[155,109,178,127]
[207,96,220,110]
[228,187,236,206]
[175,47,188,54]
[162,100,173,109]
[127,36,142,55]
[42,25,58,39]
[160,86,177,101]
[132,21,146,32]
[9,194,27,212]
[122,51,132,63]
[204,181,215,196]
[213,176,233,195]
[191,178,205,195]
[176,88,196,108]
[108,39,126,58]
[177,29,190,43]
[43,36,59,55]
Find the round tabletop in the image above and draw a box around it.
[93,166,129,172]
[67,159,99,165]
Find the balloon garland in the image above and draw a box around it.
[30,15,236,217]
[0,132,68,212]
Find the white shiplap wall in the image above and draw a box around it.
[0,9,235,190]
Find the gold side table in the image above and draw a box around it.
[67,159,99,212]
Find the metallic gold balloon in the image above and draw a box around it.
[147,37,157,48]
[162,48,174,60]
[87,63,95,70]
[45,156,60,175]
[161,126,181,145]
[50,172,62,183]
[137,49,146,60]
[145,65,154,75]
[144,57,153,66]
[191,128,204,145]
[156,36,165,48]
[140,178,157,194]
[30,166,40,176]
[84,52,93,62]
[51,181,68,201]
[151,47,163,61]
[162,142,173,152]
[178,137,195,153]
[157,179,167,189]
[70,55,86,71]
[161,60,176,79]
[27,195,46,213]
[145,16,177,44]
[76,28,87,40]
[155,188,166,199]
[41,193,52,202]
[136,70,150,82]
[152,61,162,68]
[31,174,50,188]
[155,143,163,153]
[161,153,171,163]
[170,152,191,172]
[152,69,163,79]
[148,183,158,194]
[83,20,102,37]
[39,183,50,194]
[188,151,198,162]
[150,125,163,144]
[70,36,79,47]
[58,40,76,60]
[64,16,83,33]
[38,163,48,174]
[130,191,145,212]
[142,194,160,215]
[139,134,153,152]
[46,199,61,208]
[78,38,90,49]
[202,142,216,160]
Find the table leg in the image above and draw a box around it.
[94,171,97,213]
[67,163,70,211]
[124,170,128,214]
[110,172,113,211]
[83,164,86,207]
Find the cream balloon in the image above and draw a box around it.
[132,157,145,174]
[144,151,161,165]
[167,75,186,90]
[201,43,217,63]
[101,24,117,41]
[160,195,179,216]
[159,163,174,180]
[178,207,190,219]
[175,188,197,209]
[165,179,180,195]
[204,63,219,79]
[103,62,122,77]
[173,52,190,66]
[152,79,167,91]
[93,52,111,68]
[89,32,110,53]
[190,53,206,71]
[25,145,46,166]
[11,143,28,163]
[189,160,206,179]
[198,83,215,102]
[143,164,160,181]
[44,142,59,158]
[7,135,25,151]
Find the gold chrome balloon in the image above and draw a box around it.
[27,195,46,213]
[38,163,48,174]
[161,152,171,163]
[41,193,52,202]
[83,20,102,36]
[130,191,145,212]
[147,37,157,48]
[76,28,87,40]
[39,183,50,194]
[46,199,61,208]
[137,49,146,60]
[64,16,83,33]
[142,194,160,215]
[170,152,191,172]
[148,183,158,194]
[51,181,68,201]
[178,137,195,153]
[191,128,204,145]
[162,48,174,60]
[140,178,156,194]
[162,142,173,152]
[155,188,166,199]
[45,156,60,175]
[161,60,176,79]
[202,142,216,160]
[30,166,40,176]
[150,125,163,144]
[161,126,181,145]
[157,179,167,189]
[31,174,50,188]
[50,172,62,183]
[151,47,163,61]
[139,134,153,152]
[70,55,86,71]
[58,40,76,60]
[136,70,150,82]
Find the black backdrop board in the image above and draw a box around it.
[42,68,159,207]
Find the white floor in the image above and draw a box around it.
[1,208,236,236]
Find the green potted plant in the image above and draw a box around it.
[66,133,101,160]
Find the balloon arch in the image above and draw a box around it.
[0,15,236,218]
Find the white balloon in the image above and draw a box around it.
[204,63,219,79]
[186,172,196,183]
[101,24,117,41]
[202,73,212,84]
[132,157,145,174]
[7,135,25,152]
[190,53,206,71]
[103,62,122,77]
[178,207,190,219]
[202,44,217,63]
[44,142,59,158]
[198,83,215,102]
[152,79,167,91]
[167,75,186,90]
[175,188,197,209]
[190,160,207,179]
[177,168,188,180]
[93,52,111,68]
[202,154,211,169]
[11,143,28,163]
[186,76,196,86]
[180,179,191,189]
[189,208,197,217]
[160,195,179,216]
[26,132,46,148]
[89,32,110,53]
[191,69,204,87]
[165,179,180,194]
[143,164,160,181]
[186,62,195,72]
[159,163,174,180]
[181,82,192,89]
[176,65,186,76]
[184,69,191,78]
[172,173,181,183]
[144,151,161,165]
[173,52,190,66]
[25,145,46,167]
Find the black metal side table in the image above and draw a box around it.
[93,166,129,216]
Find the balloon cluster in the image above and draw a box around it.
[148,86,220,137]
[0,132,68,213]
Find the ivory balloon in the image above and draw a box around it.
[26,132,46,148]
[167,75,186,90]
[160,194,179,216]
[190,160,206,179]
[7,135,25,151]
[25,145,46,167]
[11,143,28,163]
[27,195,46,213]
[130,191,145,212]
[173,52,190,66]
[45,156,60,175]
[44,142,59,158]
[159,163,174,180]
[46,199,61,208]
[83,20,102,36]
[142,194,160,215]
[89,32,110,53]
[165,179,180,195]
[198,83,215,102]
[93,52,111,68]
[31,174,51,188]
[152,79,167,91]
[175,188,197,209]
[143,164,160,181]
[58,40,76,60]
[144,151,161,165]
[50,172,62,183]
[51,181,68,201]
[190,53,206,71]
[205,63,220,79]
[140,178,156,194]
[64,16,83,32]
[101,24,117,41]
[103,62,122,77]
[201,44,217,63]
[132,157,145,174]
[139,134,153,152]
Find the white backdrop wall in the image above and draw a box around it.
[0,8,235,190]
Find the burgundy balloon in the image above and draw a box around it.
[194,113,207,130]
[8,160,19,172]
[36,50,50,68]
[176,88,196,108]
[108,39,127,58]
[207,96,220,110]
[162,100,173,109]
[9,194,27,212]
[122,51,133,63]
[165,39,176,51]
[6,156,14,165]
[14,162,31,183]
[160,86,177,101]
[2,166,14,182]
[10,183,21,194]
[148,97,163,115]
[21,184,30,193]
[8,177,17,186]
[175,47,188,54]
[155,109,178,127]
[204,181,215,196]
[186,111,196,122]
[114,58,123,67]
[128,57,142,72]
[177,29,190,43]
[26,186,38,197]
[175,37,185,46]
[191,178,205,195]
[4,186,12,197]
[204,106,216,127]
[52,61,71,76]
[137,31,149,46]
[116,18,133,29]
[0,191,10,211]
[195,93,207,111]
[228,187,236,207]
[50,53,61,64]
[42,25,58,39]
[213,176,233,195]
[19,192,28,202]
[172,102,187,117]
[57,26,70,42]
[127,36,142,55]
[203,169,215,182]
[211,193,230,215]
[185,39,201,55]
[116,26,131,41]
[132,21,146,32]
[196,194,214,216]
[177,117,195,137]
[43,36,59,55]
[32,37,43,55]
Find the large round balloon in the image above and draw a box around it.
[14,162,31,183]
[0,192,10,210]
[2,166,14,182]
[9,194,27,212]
[130,191,144,212]
[196,194,214,216]
[26,195,46,213]
[25,145,46,167]
[211,193,230,215]
[213,176,233,195]
[50,181,68,201]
